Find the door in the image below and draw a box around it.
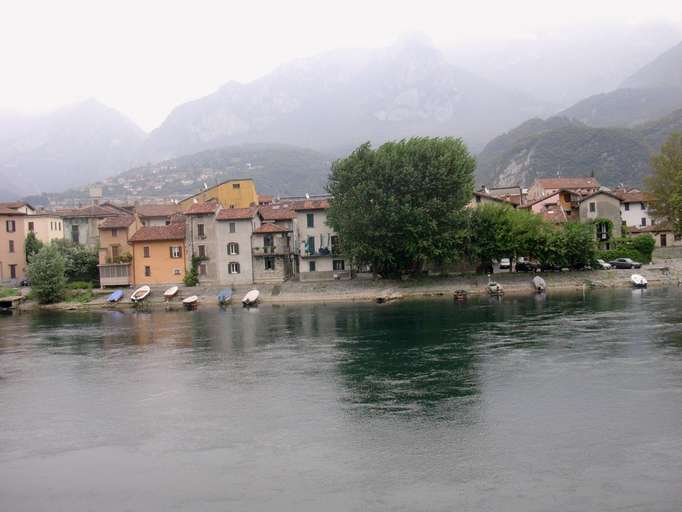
[660,234,667,247]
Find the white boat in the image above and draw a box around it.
[532,276,546,293]
[130,285,151,302]
[163,286,179,299]
[242,289,260,306]
[182,295,199,309]
[631,274,648,289]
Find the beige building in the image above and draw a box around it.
[294,199,350,281]
[527,177,600,202]
[59,204,125,247]
[185,201,221,285]
[215,207,261,286]
[578,191,623,250]
[630,223,682,248]
[252,223,294,284]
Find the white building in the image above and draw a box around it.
[617,190,655,228]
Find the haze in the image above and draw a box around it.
[3,0,682,131]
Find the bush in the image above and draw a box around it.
[24,231,43,263]
[598,234,655,264]
[65,281,94,290]
[52,240,100,283]
[184,256,205,287]
[27,245,66,304]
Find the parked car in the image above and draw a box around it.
[19,279,31,287]
[499,258,511,270]
[540,263,562,272]
[608,258,642,269]
[516,258,539,272]
[595,259,612,270]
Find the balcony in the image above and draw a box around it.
[98,263,131,287]
[301,248,343,258]
[252,244,291,256]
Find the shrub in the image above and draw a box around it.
[24,231,44,263]
[27,245,66,304]
[598,234,655,264]
[65,281,94,290]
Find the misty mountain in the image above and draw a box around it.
[0,99,145,197]
[476,109,682,188]
[560,40,682,127]
[142,38,549,161]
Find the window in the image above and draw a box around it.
[28,222,34,232]
[265,256,276,270]
[229,222,236,233]
[333,259,345,271]
[8,240,15,253]
[50,222,53,230]
[144,266,151,277]
[111,228,118,237]
[624,203,630,211]
[309,261,316,272]
[199,263,207,276]
[143,246,150,258]
[71,224,80,244]
[227,242,239,255]
[641,202,647,210]
[596,222,609,241]
[263,235,273,247]
[198,245,206,258]
[6,220,16,232]
[112,245,120,259]
[165,219,171,226]
[197,223,205,238]
[307,213,314,228]
[232,183,240,189]
[10,264,17,280]
[59,222,62,230]
[170,246,182,259]
[228,262,240,274]
[675,234,681,242]
[173,268,182,276]
[641,218,647,227]
[589,202,596,213]
[307,236,315,254]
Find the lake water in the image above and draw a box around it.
[1,288,682,511]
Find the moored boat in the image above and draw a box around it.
[131,285,151,303]
[107,289,124,303]
[218,288,233,306]
[163,286,179,299]
[487,281,504,296]
[631,274,648,289]
[182,295,199,309]
[532,276,546,293]
[242,289,260,307]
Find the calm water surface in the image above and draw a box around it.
[1,288,682,511]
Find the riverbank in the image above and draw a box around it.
[10,259,681,311]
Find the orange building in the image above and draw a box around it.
[179,179,258,210]
[128,223,186,285]
[98,216,139,264]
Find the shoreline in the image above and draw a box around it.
[12,264,681,312]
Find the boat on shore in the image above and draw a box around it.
[107,289,124,303]
[182,295,199,310]
[631,274,648,289]
[218,288,233,306]
[532,276,546,293]
[163,286,179,300]
[131,285,151,303]
[242,289,260,307]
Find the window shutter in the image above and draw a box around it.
[178,246,182,258]
[235,243,239,255]
[169,246,173,258]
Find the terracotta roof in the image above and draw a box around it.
[535,177,600,190]
[258,194,273,203]
[616,191,653,203]
[473,191,510,204]
[129,223,186,243]
[216,206,259,221]
[259,205,295,220]
[629,222,674,233]
[253,223,291,234]
[580,190,623,203]
[186,202,219,215]
[292,199,330,211]
[135,204,181,218]
[0,201,34,210]
[0,207,26,216]
[99,215,135,229]
[57,205,121,218]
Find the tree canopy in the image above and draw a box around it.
[646,132,682,235]
[326,137,475,276]
[27,244,66,304]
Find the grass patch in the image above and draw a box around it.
[64,289,95,303]
[65,281,94,290]
[0,288,20,298]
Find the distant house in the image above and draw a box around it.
[468,191,518,208]
[527,177,600,202]
[294,198,350,281]
[128,223,187,286]
[578,190,623,250]
[179,178,258,210]
[615,190,655,228]
[630,223,682,248]
[135,204,182,227]
[97,215,139,287]
[523,189,582,222]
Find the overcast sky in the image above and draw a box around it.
[2,0,681,131]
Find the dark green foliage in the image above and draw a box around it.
[598,235,656,264]
[184,256,206,287]
[646,133,682,235]
[24,231,43,263]
[326,137,476,276]
[27,245,66,304]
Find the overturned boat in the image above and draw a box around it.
[532,276,546,293]
[487,281,504,296]
[631,274,648,289]
[163,286,179,300]
[131,285,151,303]
[218,288,233,306]
[182,295,199,310]
[242,289,260,307]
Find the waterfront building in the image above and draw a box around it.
[578,190,623,250]
[251,223,294,284]
[215,206,261,286]
[59,204,125,247]
[128,223,186,286]
[179,179,258,210]
[97,215,140,287]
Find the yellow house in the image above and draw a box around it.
[179,179,258,210]
[128,223,186,286]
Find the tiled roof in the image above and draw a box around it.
[616,191,653,203]
[580,190,623,202]
[186,202,219,215]
[0,201,34,210]
[535,177,600,190]
[259,205,295,220]
[99,215,135,229]
[253,223,291,234]
[541,208,568,223]
[630,222,673,233]
[292,199,330,211]
[57,205,121,218]
[0,207,26,216]
[129,223,186,243]
[258,194,273,203]
[135,204,181,218]
[216,206,259,221]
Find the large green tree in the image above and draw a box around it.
[27,244,66,304]
[24,231,44,263]
[326,137,475,276]
[646,132,682,235]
